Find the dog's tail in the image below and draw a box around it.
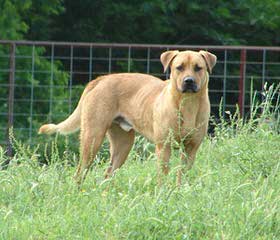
[38,80,99,135]
[38,105,81,135]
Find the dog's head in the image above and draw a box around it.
[160,50,217,93]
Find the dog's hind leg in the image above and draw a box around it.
[74,126,106,186]
[74,98,114,185]
[105,123,135,178]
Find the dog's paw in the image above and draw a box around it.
[38,124,57,135]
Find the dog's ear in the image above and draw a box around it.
[160,50,179,73]
[199,51,217,74]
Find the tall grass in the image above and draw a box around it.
[0,85,279,239]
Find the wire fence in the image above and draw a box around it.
[0,40,280,154]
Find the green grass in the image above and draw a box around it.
[0,85,279,239]
[0,124,279,239]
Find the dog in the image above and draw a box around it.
[38,50,217,185]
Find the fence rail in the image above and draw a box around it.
[0,40,280,154]
[2,40,280,51]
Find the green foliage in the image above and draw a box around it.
[50,0,280,45]
[0,0,64,40]
[0,0,67,146]
[0,0,28,39]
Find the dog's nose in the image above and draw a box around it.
[183,77,195,84]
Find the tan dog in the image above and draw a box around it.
[39,50,216,185]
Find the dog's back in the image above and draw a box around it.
[38,73,165,136]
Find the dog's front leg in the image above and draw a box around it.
[156,143,171,185]
[177,142,200,186]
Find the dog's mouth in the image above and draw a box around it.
[181,82,199,93]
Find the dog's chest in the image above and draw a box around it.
[160,108,208,141]
[176,116,198,139]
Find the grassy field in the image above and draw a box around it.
[0,88,280,239]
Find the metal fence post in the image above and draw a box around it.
[69,45,73,114]
[49,44,54,121]
[165,47,169,79]
[261,49,266,102]
[146,47,150,73]
[29,45,35,143]
[7,43,16,156]
[108,47,112,73]
[128,46,131,72]
[89,45,92,81]
[223,50,227,117]
[238,49,246,117]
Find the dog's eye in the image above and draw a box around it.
[176,65,184,71]
[194,65,202,72]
